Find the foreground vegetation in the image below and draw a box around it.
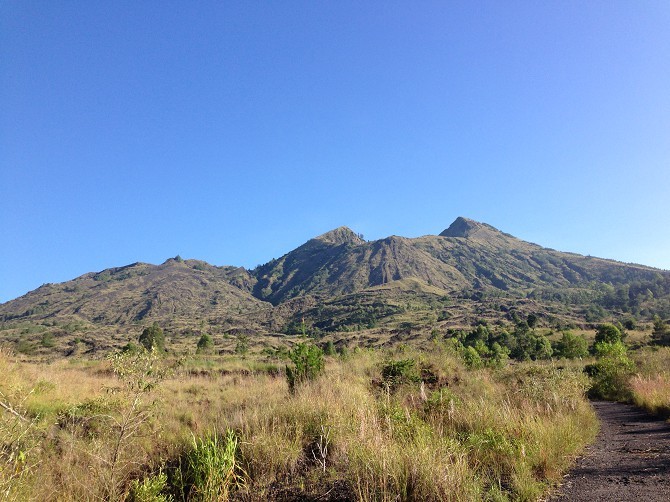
[0,341,600,501]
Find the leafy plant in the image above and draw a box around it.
[554,331,589,359]
[128,469,171,502]
[594,323,622,346]
[39,332,55,348]
[462,346,484,369]
[587,341,635,400]
[652,315,670,346]
[381,358,421,388]
[0,389,41,501]
[234,335,249,356]
[196,334,214,355]
[285,343,324,394]
[139,323,165,352]
[88,350,168,499]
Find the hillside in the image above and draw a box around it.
[253,217,669,308]
[1,217,669,355]
[0,258,271,329]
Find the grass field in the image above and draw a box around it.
[0,343,599,501]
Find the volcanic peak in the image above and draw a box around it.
[313,226,365,246]
[439,217,499,238]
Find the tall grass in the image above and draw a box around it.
[630,347,670,419]
[175,429,245,501]
[0,346,598,500]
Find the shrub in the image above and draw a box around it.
[511,330,553,361]
[0,391,41,501]
[554,331,589,359]
[594,323,621,346]
[121,342,141,354]
[587,341,635,400]
[128,470,171,502]
[139,323,165,352]
[234,335,249,356]
[285,343,324,393]
[651,315,670,346]
[196,334,214,355]
[381,358,420,388]
[93,350,169,499]
[40,332,55,348]
[462,346,483,369]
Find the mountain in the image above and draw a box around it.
[252,227,366,304]
[0,258,269,327]
[2,217,669,355]
[252,217,668,305]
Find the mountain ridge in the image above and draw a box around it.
[2,217,669,353]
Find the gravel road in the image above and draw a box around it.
[550,401,670,501]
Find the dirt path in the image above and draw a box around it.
[550,401,670,501]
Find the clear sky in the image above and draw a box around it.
[2,1,669,303]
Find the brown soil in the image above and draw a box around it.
[551,401,670,501]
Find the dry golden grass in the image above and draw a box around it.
[0,346,598,501]
[630,346,670,419]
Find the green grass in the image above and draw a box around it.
[174,429,246,501]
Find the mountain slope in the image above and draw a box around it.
[251,217,669,305]
[2,217,669,344]
[0,258,269,326]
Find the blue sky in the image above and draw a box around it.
[1,1,669,303]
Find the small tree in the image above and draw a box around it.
[652,315,670,346]
[196,334,214,354]
[285,343,324,394]
[511,329,553,361]
[234,335,249,357]
[40,332,56,348]
[381,358,420,389]
[96,349,169,499]
[462,346,483,369]
[139,323,165,352]
[554,331,589,359]
[489,342,510,368]
[594,323,621,346]
[622,317,637,331]
[587,341,635,400]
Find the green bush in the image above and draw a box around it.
[234,335,249,356]
[510,330,553,361]
[652,315,670,346]
[121,342,141,354]
[594,323,622,346]
[488,342,510,368]
[554,331,589,359]
[40,332,55,348]
[196,334,214,355]
[462,346,483,369]
[128,470,171,502]
[139,323,165,352]
[381,358,420,388]
[285,343,324,394]
[587,341,635,400]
